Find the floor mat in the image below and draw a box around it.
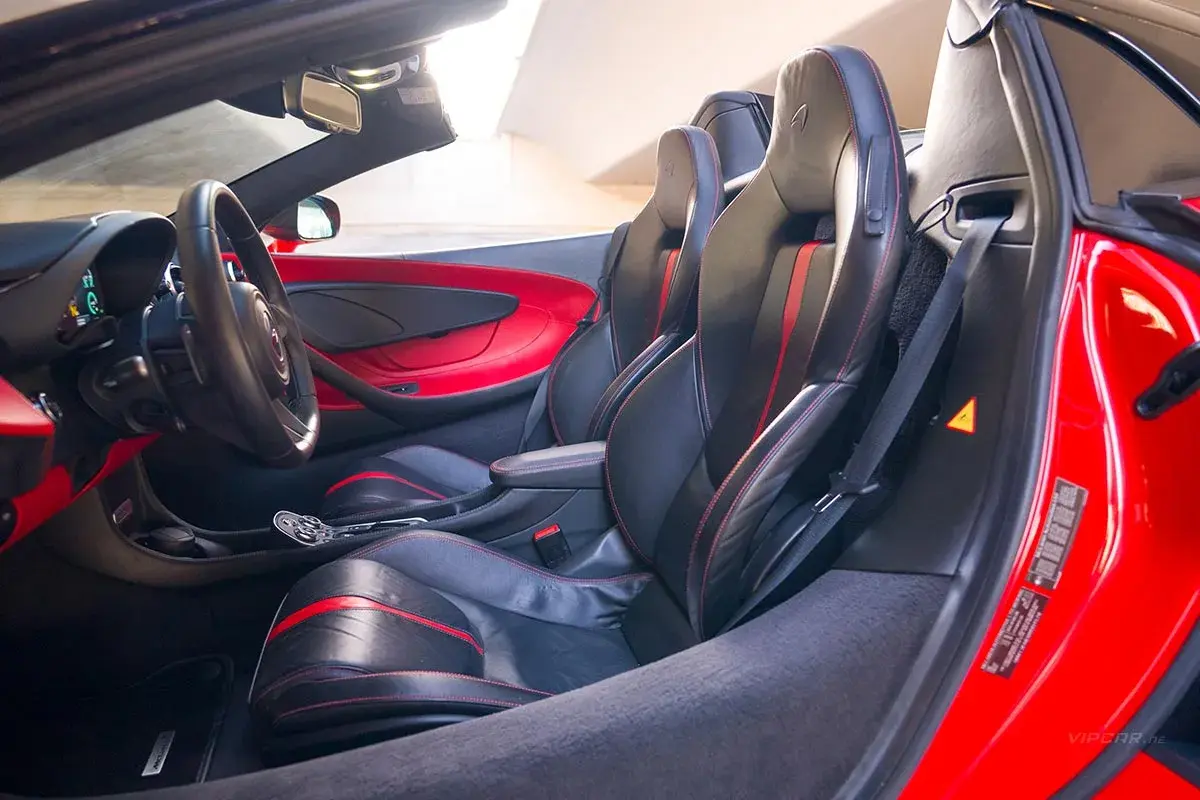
[0,656,233,797]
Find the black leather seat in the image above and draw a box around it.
[252,46,908,756]
[322,125,725,517]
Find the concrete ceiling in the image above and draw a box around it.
[499,0,951,185]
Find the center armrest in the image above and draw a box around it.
[490,442,607,490]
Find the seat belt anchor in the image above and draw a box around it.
[813,478,880,514]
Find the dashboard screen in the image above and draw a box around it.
[59,267,105,337]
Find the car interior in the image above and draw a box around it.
[0,0,1196,797]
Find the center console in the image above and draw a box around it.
[82,441,621,583]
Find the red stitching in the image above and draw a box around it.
[692,128,725,430]
[491,456,605,475]
[275,693,521,723]
[286,670,555,697]
[603,342,699,563]
[352,530,653,584]
[255,664,368,700]
[588,335,671,438]
[696,382,841,637]
[829,51,903,381]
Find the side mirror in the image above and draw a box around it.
[264,195,341,243]
[283,72,362,135]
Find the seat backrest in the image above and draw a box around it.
[605,46,908,638]
[690,90,773,186]
[544,126,722,446]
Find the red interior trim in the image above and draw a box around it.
[268,596,483,654]
[753,243,818,438]
[274,255,595,404]
[325,470,446,500]
[2,434,156,555]
[652,249,682,337]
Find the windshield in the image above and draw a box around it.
[0,101,326,223]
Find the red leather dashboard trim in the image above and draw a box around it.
[273,255,595,404]
[1,434,156,554]
[0,381,55,437]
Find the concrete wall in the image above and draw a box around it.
[502,0,950,184]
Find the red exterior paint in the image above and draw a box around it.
[273,255,595,405]
[903,230,1200,797]
[2,434,156,554]
[267,595,484,654]
[1098,753,1199,798]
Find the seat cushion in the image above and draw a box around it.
[322,445,492,519]
[251,530,659,748]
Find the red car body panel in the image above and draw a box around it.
[904,230,1200,797]
[271,254,595,405]
[1098,753,1199,798]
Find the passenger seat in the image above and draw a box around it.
[323,125,725,517]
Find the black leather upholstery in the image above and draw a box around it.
[323,125,724,519]
[255,47,908,755]
[253,533,655,746]
[490,442,607,489]
[322,445,491,518]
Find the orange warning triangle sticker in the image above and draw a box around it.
[946,397,977,434]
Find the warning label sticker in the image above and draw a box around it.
[1025,478,1088,590]
[982,588,1048,678]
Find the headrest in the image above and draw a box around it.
[651,125,720,231]
[690,91,772,184]
[765,46,897,215]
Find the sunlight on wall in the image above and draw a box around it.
[426,0,542,140]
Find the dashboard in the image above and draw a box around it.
[0,212,191,551]
[57,266,106,342]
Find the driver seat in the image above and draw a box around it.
[250,47,907,758]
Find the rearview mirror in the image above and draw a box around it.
[284,72,362,135]
[264,195,341,243]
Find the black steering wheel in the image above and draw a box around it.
[174,180,319,467]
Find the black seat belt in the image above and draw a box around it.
[580,220,631,326]
[518,221,632,449]
[718,215,1009,635]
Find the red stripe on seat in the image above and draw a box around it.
[753,243,819,439]
[267,595,483,654]
[651,249,682,337]
[325,471,447,500]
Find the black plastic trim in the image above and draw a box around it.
[1055,620,1200,797]
[287,282,518,353]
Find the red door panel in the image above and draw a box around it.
[903,230,1200,796]
[273,254,596,407]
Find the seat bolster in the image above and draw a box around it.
[251,560,487,723]
[259,669,550,737]
[322,445,491,519]
[351,530,654,629]
[687,381,857,637]
[586,332,681,440]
